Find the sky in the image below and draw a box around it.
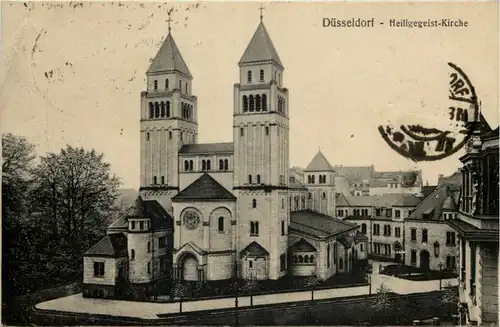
[1,1,498,189]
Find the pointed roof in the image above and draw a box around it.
[147,33,192,78]
[304,150,334,172]
[239,22,283,69]
[84,233,128,258]
[128,196,149,218]
[290,238,317,252]
[171,173,236,202]
[442,196,457,211]
[240,241,269,258]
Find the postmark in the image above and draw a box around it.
[378,62,481,161]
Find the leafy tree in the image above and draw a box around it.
[370,282,393,324]
[441,282,458,318]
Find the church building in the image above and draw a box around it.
[83,15,364,299]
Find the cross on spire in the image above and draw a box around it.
[259,4,265,22]
[167,10,173,32]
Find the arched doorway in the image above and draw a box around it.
[420,250,430,271]
[180,253,199,281]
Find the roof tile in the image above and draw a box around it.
[239,22,283,68]
[147,33,192,78]
[172,173,236,201]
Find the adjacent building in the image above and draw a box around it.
[448,123,499,325]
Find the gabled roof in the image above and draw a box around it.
[179,142,234,155]
[240,241,269,257]
[85,233,128,257]
[333,165,375,184]
[290,210,357,238]
[107,196,173,232]
[147,33,192,78]
[409,179,461,221]
[172,173,236,202]
[290,238,316,252]
[422,185,437,199]
[239,22,283,69]
[304,150,334,172]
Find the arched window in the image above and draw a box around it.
[153,80,158,90]
[224,159,229,170]
[248,175,252,184]
[189,160,193,171]
[219,159,224,170]
[249,95,255,112]
[361,223,367,234]
[218,216,224,232]
[308,193,312,199]
[154,102,160,118]
[206,160,211,171]
[165,78,169,90]
[298,255,303,263]
[185,82,188,93]
[310,255,315,263]
[146,132,150,141]
[257,174,261,184]
[131,249,135,260]
[202,160,206,171]
[262,94,267,110]
[327,244,331,267]
[247,70,252,83]
[252,199,257,208]
[184,160,189,171]
[149,103,154,118]
[179,80,182,90]
[301,196,305,208]
[153,176,157,185]
[260,69,264,81]
[322,192,326,199]
[256,95,261,111]
[160,102,165,117]
[304,256,309,263]
[339,258,343,270]
[293,255,297,263]
[243,95,248,112]
[147,241,151,253]
[161,176,164,184]
[166,101,171,117]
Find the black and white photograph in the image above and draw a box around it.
[1,1,498,325]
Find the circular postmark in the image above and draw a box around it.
[378,62,481,162]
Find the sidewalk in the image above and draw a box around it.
[35,275,458,319]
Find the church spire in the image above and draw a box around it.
[147,10,192,78]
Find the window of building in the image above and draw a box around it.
[265,126,269,135]
[131,221,135,230]
[249,260,253,269]
[308,192,312,199]
[224,159,229,170]
[395,227,401,237]
[386,209,392,217]
[333,243,337,261]
[169,131,172,139]
[250,221,259,236]
[257,174,261,184]
[395,210,401,218]
[422,229,428,243]
[282,198,285,209]
[252,199,257,208]
[373,224,380,235]
[131,249,135,260]
[185,82,188,93]
[147,241,151,253]
[260,69,264,81]
[361,223,367,234]
[146,132,150,141]
[189,160,193,171]
[179,80,182,90]
[153,176,157,185]
[327,244,331,267]
[161,176,165,184]
[247,70,252,83]
[240,128,244,137]
[281,220,285,236]
[206,160,211,171]
[446,231,456,246]
[219,159,224,170]
[280,254,286,271]
[165,78,169,90]
[147,262,151,274]
[411,250,417,265]
[153,80,158,90]
[93,262,105,277]
[411,228,417,241]
[339,258,343,270]
[140,221,144,230]
[262,94,267,110]
[446,255,456,270]
[218,216,224,232]
[159,237,166,248]
[360,243,364,252]
[322,192,326,199]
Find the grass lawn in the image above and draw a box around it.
[167,272,368,300]
[380,264,458,281]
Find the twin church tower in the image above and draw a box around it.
[137,15,334,281]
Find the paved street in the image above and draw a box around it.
[35,275,458,319]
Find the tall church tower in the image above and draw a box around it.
[139,23,198,215]
[233,18,290,280]
[304,150,336,217]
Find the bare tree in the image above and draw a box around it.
[370,282,393,324]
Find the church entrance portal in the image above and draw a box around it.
[180,253,199,281]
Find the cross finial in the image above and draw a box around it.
[259,4,265,22]
[167,10,173,32]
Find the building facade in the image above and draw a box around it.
[448,123,499,325]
